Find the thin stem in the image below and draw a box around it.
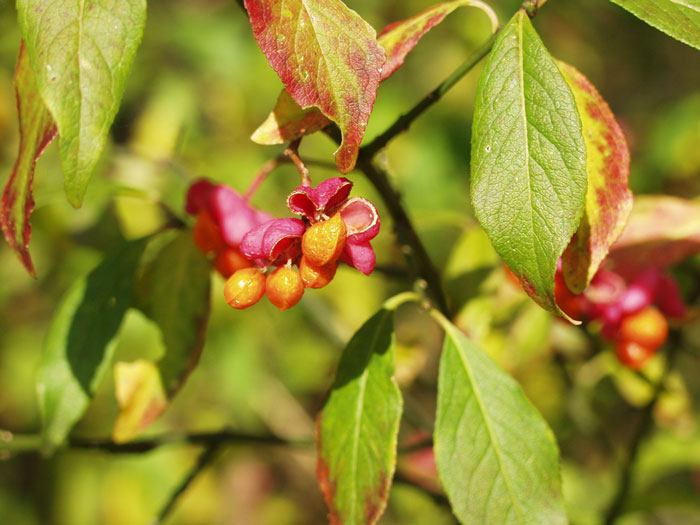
[154,443,222,525]
[357,148,451,315]
[245,155,283,201]
[0,430,312,456]
[603,332,682,525]
[362,32,497,158]
[284,139,311,186]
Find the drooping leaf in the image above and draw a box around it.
[470,10,587,317]
[0,43,57,276]
[113,360,168,444]
[38,239,148,451]
[317,309,402,525]
[117,231,211,442]
[608,195,700,278]
[559,62,632,294]
[16,0,147,207]
[243,0,385,171]
[435,318,566,524]
[251,0,497,146]
[610,0,700,50]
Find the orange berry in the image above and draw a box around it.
[615,340,656,370]
[299,256,337,289]
[193,211,225,254]
[302,213,347,267]
[266,266,304,311]
[618,306,668,350]
[215,248,252,278]
[224,268,266,309]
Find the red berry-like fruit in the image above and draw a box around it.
[302,213,347,267]
[193,210,225,254]
[266,266,304,311]
[215,247,252,278]
[299,256,337,289]
[615,340,656,370]
[618,305,668,351]
[224,268,266,309]
[554,270,587,320]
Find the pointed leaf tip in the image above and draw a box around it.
[16,0,147,207]
[470,11,587,317]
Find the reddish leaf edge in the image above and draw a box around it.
[250,0,499,153]
[0,43,57,277]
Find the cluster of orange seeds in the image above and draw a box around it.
[222,213,348,311]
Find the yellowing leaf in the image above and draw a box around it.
[113,360,168,444]
[244,0,385,172]
[251,90,331,145]
[559,62,633,293]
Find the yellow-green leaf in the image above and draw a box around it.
[559,62,633,293]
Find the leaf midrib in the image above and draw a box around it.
[346,309,391,523]
[446,325,526,523]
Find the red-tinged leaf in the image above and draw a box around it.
[559,62,633,294]
[0,43,57,276]
[608,196,700,279]
[243,0,385,172]
[378,0,497,79]
[251,0,497,147]
[317,308,402,525]
[251,90,331,145]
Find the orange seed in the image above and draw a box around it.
[224,268,266,309]
[302,213,347,267]
[266,266,304,311]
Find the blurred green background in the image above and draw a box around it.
[1,0,700,524]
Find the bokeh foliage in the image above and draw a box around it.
[1,0,700,524]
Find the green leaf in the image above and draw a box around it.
[137,231,211,394]
[16,0,147,207]
[470,10,587,317]
[559,62,633,293]
[243,0,385,172]
[1,43,57,276]
[38,239,148,451]
[317,309,402,525]
[610,0,700,50]
[114,231,211,442]
[434,318,566,524]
